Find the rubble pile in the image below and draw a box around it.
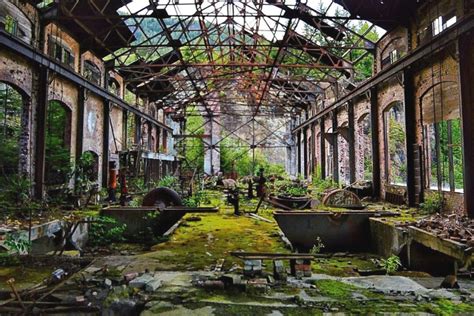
[414,214,474,246]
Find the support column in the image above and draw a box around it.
[370,86,381,199]
[332,111,339,183]
[303,127,308,179]
[102,100,110,188]
[297,130,302,176]
[312,122,317,175]
[34,67,49,199]
[348,101,356,184]
[459,32,474,218]
[76,87,85,161]
[320,119,326,179]
[122,109,128,151]
[404,68,420,207]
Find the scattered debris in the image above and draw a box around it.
[414,213,474,245]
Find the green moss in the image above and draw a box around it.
[313,279,357,299]
[0,266,51,291]
[423,299,474,316]
[139,204,288,270]
[311,255,380,277]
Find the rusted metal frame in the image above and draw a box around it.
[218,120,290,171]
[153,11,213,116]
[173,117,212,147]
[58,3,123,62]
[458,31,474,217]
[293,16,474,133]
[253,119,292,146]
[252,8,300,116]
[210,118,255,148]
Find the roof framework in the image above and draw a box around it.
[41,0,384,119]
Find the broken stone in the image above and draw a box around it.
[129,274,155,289]
[104,278,112,287]
[145,279,162,292]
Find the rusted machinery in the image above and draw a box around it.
[102,187,218,237]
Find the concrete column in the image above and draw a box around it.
[458,32,474,218]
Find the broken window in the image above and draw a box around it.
[383,102,407,186]
[108,78,120,96]
[421,82,464,192]
[0,82,23,180]
[48,37,75,69]
[45,100,71,186]
[4,15,17,36]
[432,11,457,36]
[84,60,102,85]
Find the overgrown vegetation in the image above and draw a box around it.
[420,191,444,214]
[3,233,31,255]
[88,216,127,247]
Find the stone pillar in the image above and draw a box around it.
[34,67,48,199]
[370,86,381,200]
[332,111,339,183]
[303,127,308,179]
[348,101,356,184]
[320,119,326,180]
[102,100,110,188]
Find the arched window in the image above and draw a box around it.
[0,2,33,44]
[0,82,24,180]
[84,60,101,85]
[108,77,120,96]
[383,101,407,185]
[45,100,72,186]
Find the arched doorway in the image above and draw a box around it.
[45,100,72,187]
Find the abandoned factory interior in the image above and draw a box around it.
[1,0,474,314]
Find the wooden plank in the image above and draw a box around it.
[230,252,313,260]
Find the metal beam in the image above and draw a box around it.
[293,16,474,133]
[0,30,172,133]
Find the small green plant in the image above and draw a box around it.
[183,191,204,207]
[310,236,325,254]
[4,175,31,206]
[381,255,402,274]
[4,233,31,255]
[88,216,126,247]
[158,176,179,191]
[420,192,444,214]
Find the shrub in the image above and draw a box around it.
[420,192,444,214]
[4,233,31,255]
[88,216,126,247]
